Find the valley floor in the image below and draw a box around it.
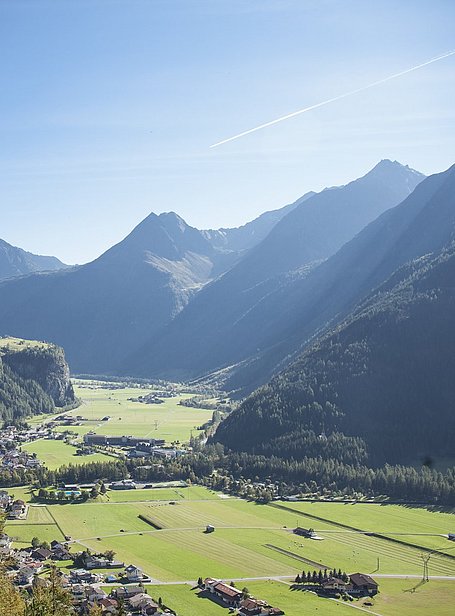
[5,486,455,615]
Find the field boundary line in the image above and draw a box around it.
[264,544,330,569]
[45,506,67,539]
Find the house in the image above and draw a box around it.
[85,555,124,569]
[50,541,71,560]
[321,577,348,594]
[70,569,103,584]
[239,598,284,615]
[125,564,144,582]
[70,584,86,604]
[129,593,160,613]
[0,533,12,554]
[348,573,379,596]
[204,578,243,606]
[86,585,108,604]
[0,490,11,511]
[8,499,27,519]
[32,547,52,561]
[114,586,145,600]
[99,597,118,613]
[16,564,42,586]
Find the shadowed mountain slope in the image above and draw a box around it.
[0,212,222,373]
[125,160,424,383]
[214,237,455,466]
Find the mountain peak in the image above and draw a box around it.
[365,159,424,180]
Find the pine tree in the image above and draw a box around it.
[0,569,26,616]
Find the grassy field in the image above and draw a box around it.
[102,486,220,502]
[277,501,455,556]
[4,486,35,503]
[3,488,454,612]
[0,336,50,354]
[20,438,111,469]
[27,495,453,582]
[5,503,65,546]
[64,385,214,443]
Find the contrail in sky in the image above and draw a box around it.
[210,49,455,148]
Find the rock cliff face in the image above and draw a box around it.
[0,338,75,409]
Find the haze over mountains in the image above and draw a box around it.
[125,160,424,385]
[0,239,67,282]
[0,160,425,382]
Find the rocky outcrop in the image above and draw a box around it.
[1,342,75,407]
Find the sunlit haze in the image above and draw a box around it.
[1,0,454,263]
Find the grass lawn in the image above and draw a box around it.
[47,502,153,539]
[68,385,213,443]
[277,501,455,556]
[372,578,455,616]
[5,505,65,546]
[4,485,35,503]
[40,499,455,580]
[101,485,218,503]
[20,438,111,469]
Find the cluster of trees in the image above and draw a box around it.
[1,440,455,507]
[0,459,128,489]
[128,444,455,505]
[0,566,121,615]
[295,568,348,584]
[0,359,55,423]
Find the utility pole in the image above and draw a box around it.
[421,554,430,582]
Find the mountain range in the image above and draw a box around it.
[0,239,67,282]
[0,160,423,380]
[124,160,424,387]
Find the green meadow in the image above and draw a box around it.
[63,385,214,443]
[277,501,455,556]
[3,487,454,612]
[5,494,451,581]
[102,485,219,503]
[20,439,111,469]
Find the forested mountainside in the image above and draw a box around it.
[0,238,67,282]
[215,239,455,466]
[124,160,424,382]
[0,337,75,423]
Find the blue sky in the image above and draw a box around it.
[1,0,454,263]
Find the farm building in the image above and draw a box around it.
[203,578,243,606]
[321,576,348,593]
[293,527,316,538]
[239,597,284,615]
[110,479,136,490]
[348,573,379,596]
